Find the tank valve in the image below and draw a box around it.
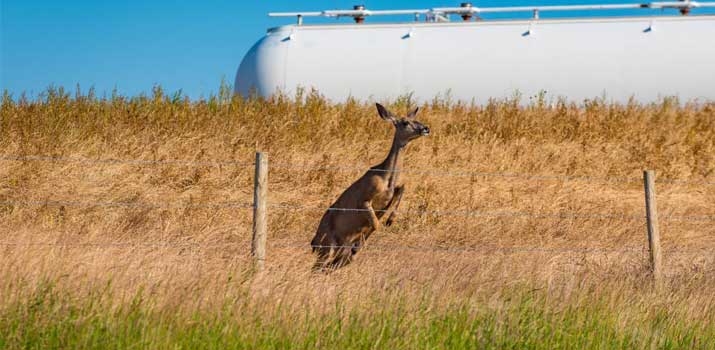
[460,2,473,21]
[353,5,366,23]
[679,0,691,15]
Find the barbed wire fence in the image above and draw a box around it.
[6,154,715,185]
[3,199,714,222]
[2,153,715,281]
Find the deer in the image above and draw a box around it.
[310,103,430,271]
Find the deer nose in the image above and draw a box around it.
[421,126,430,136]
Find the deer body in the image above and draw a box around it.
[311,104,429,270]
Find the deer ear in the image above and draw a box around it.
[407,107,419,119]
[376,103,396,123]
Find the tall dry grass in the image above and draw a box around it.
[1,87,715,348]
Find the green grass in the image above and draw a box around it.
[2,282,713,350]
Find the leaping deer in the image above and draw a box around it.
[310,103,430,271]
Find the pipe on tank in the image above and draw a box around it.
[353,5,366,23]
[460,3,473,21]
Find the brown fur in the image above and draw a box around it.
[311,103,430,271]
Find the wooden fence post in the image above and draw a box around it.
[643,170,663,287]
[252,152,268,271]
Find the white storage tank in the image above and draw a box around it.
[235,3,715,102]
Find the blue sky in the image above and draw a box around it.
[2,0,712,99]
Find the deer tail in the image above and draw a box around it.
[311,233,327,253]
[310,235,320,253]
[312,217,333,253]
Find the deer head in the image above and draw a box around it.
[375,103,430,147]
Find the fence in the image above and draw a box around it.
[2,152,715,285]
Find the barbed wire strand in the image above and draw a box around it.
[0,237,715,254]
[656,178,715,186]
[0,241,249,249]
[0,200,254,209]
[0,199,643,221]
[278,242,715,255]
[268,203,646,221]
[0,242,200,247]
[271,204,715,223]
[271,162,644,183]
[0,154,646,184]
[0,155,254,168]
[4,240,711,255]
[6,154,715,186]
[0,241,651,253]
[660,215,715,223]
[4,199,715,222]
[276,242,647,254]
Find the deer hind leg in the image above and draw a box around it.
[327,246,354,270]
[311,230,335,272]
[350,231,371,255]
[385,185,405,227]
[350,239,362,256]
[312,246,332,272]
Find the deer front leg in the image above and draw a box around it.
[385,185,405,227]
[362,201,381,232]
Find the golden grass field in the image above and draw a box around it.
[1,88,715,348]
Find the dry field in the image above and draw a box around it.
[1,88,715,348]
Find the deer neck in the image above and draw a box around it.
[377,134,406,192]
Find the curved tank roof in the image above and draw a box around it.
[235,15,715,103]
